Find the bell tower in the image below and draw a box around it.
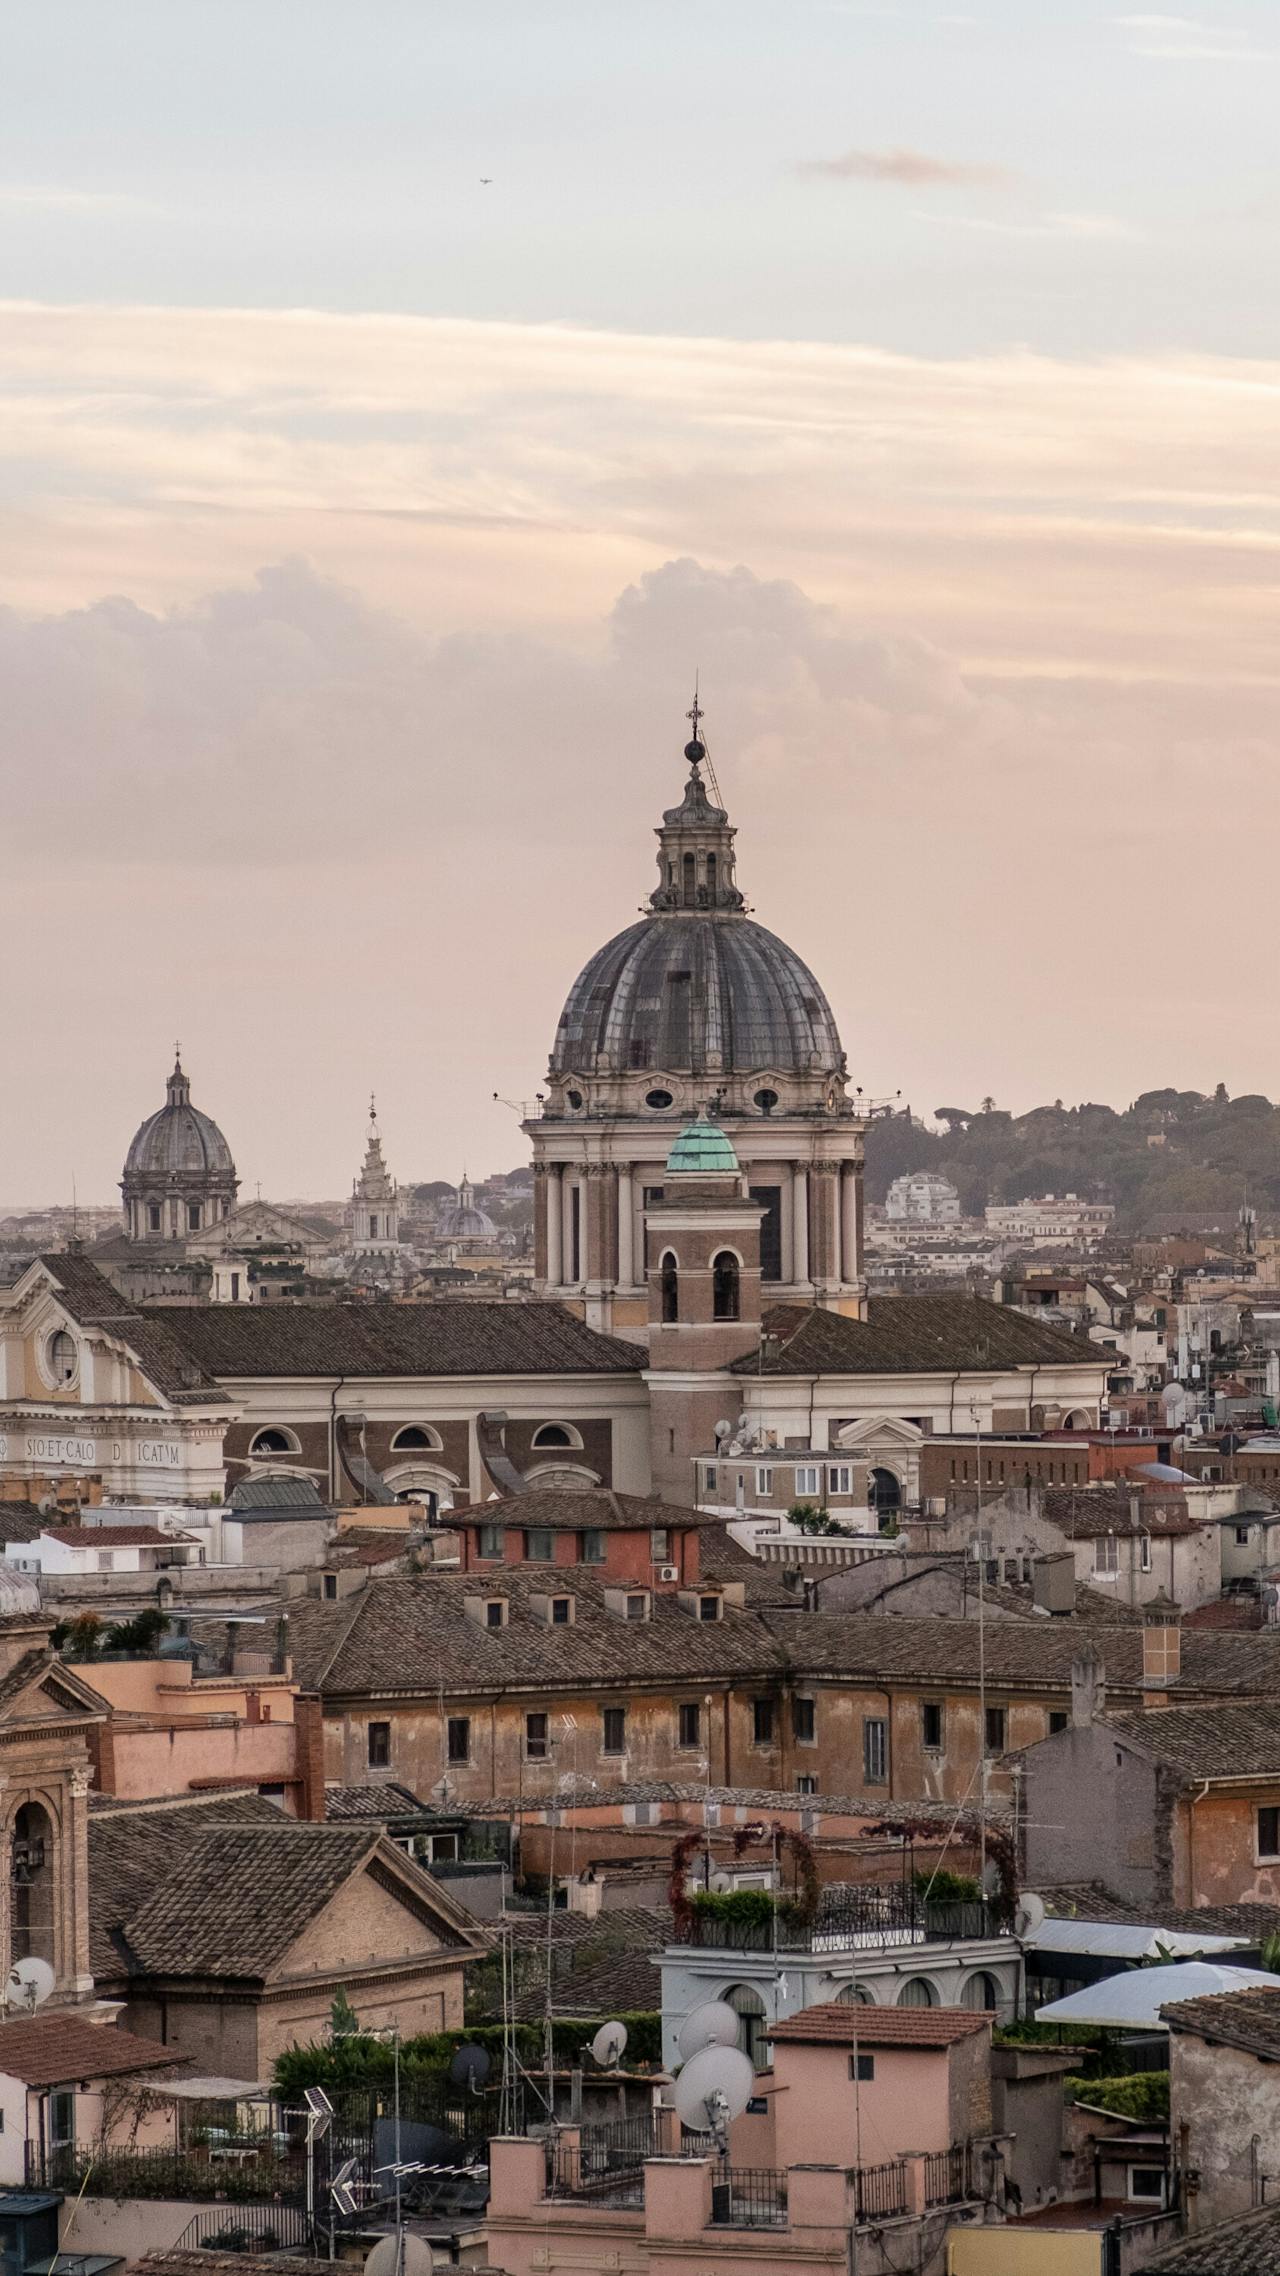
[645,1111,764,1500]
[351,1099,400,1255]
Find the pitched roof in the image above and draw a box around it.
[1131,2203,1280,2273]
[454,1489,716,1533]
[325,1782,428,1822]
[36,1254,227,1406]
[154,1300,647,1380]
[90,1799,477,1980]
[770,2003,991,2049]
[44,1524,193,1548]
[0,2013,185,2087]
[1043,1487,1198,1539]
[731,1294,1110,1377]
[1101,1700,1280,1782]
[493,1905,668,2019]
[0,1504,50,1544]
[1160,1985,1280,2058]
[226,1476,329,1512]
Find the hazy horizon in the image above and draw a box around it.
[5,3,1278,1204]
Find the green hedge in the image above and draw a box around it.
[273,2011,664,2095]
[1066,2071,1169,2122]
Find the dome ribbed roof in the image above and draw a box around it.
[551,913,843,1078]
[123,1059,236,1181]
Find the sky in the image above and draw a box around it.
[3,0,1280,1204]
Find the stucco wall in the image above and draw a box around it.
[1172,2026,1279,2227]
[1022,1728,1163,1905]
[771,2041,954,2165]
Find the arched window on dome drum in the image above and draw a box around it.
[682,851,696,906]
[660,1251,679,1323]
[706,852,717,896]
[713,1251,740,1322]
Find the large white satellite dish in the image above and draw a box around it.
[590,2020,629,2069]
[1013,1893,1047,1940]
[365,2234,436,2276]
[672,2044,754,2137]
[675,1999,740,2064]
[7,1958,54,2011]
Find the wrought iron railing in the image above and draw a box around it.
[709,2168,789,2228]
[28,2141,306,2203]
[682,1885,1001,1953]
[544,2118,656,2208]
[853,2159,908,2222]
[924,2143,969,2206]
[174,2205,314,2253]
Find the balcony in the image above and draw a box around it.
[678,1884,1003,1955]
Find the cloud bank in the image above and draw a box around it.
[794,146,1015,185]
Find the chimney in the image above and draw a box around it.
[1071,1647,1105,1728]
[1142,1588,1182,1694]
[294,1692,329,1821]
[1031,1552,1076,1617]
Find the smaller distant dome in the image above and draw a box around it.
[438,1174,496,1239]
[0,1569,41,1616]
[666,1111,740,1176]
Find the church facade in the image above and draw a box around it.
[527,719,866,1337]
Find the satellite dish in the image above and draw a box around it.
[672,2044,754,2137]
[8,1958,55,2011]
[708,1870,734,1895]
[676,1999,740,2063]
[1013,1893,1047,1940]
[448,2042,491,2091]
[590,2020,629,2069]
[365,2235,435,2276]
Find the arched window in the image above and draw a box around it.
[47,1331,77,1385]
[712,1252,740,1322]
[724,1984,769,2072]
[836,1981,873,2005]
[897,1976,937,2009]
[961,1971,999,2012]
[391,1426,442,1453]
[532,1423,579,1451]
[249,1427,300,1457]
[706,852,717,896]
[682,851,696,906]
[11,1802,55,1968]
[660,1251,679,1324]
[869,1467,902,1520]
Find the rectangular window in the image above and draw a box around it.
[755,1467,774,1496]
[1129,2167,1166,2205]
[367,1721,391,1769]
[650,1528,671,1562]
[485,1600,505,1628]
[1049,1711,1069,1735]
[149,1204,162,1231]
[478,1523,503,1559]
[527,1529,555,1562]
[551,1596,572,1625]
[699,1594,721,1622]
[96,1551,115,1572]
[795,1465,820,1497]
[230,1272,240,1301]
[985,1706,1007,1756]
[792,1696,816,1744]
[1140,1535,1152,1573]
[581,1529,606,1564]
[602,1706,627,1755]
[1237,1526,1251,1545]
[447,1717,471,1765]
[569,1184,581,1284]
[525,1712,549,1761]
[828,1464,852,1495]
[1094,1535,1119,1574]
[188,1203,201,1231]
[796,1773,818,1795]
[705,1464,718,1493]
[323,1573,339,1600]
[752,1697,776,1746]
[678,1702,701,1749]
[625,1592,648,1620]
[850,2054,875,2082]
[750,1185,783,1282]
[1258,1806,1280,1861]
[863,1717,887,1783]
[921,1701,944,1753]
[49,2092,74,2149]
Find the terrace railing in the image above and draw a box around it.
[852,2159,909,2222]
[709,2168,789,2229]
[683,1885,1000,1953]
[923,2143,969,2206]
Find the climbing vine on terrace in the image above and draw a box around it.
[859,1814,1018,1925]
[667,1820,821,1938]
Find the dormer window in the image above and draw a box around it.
[551,1596,572,1625]
[626,1593,647,1620]
[699,1594,722,1622]
[486,1600,506,1629]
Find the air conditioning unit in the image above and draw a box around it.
[659,1564,679,1582]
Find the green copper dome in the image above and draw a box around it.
[665,1111,740,1175]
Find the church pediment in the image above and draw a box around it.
[833,1414,925,1452]
[0,1653,108,1730]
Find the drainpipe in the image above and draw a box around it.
[328,1377,348,1503]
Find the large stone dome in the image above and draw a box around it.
[552,911,843,1078]
[121,1056,238,1243]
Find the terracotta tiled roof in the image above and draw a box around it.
[454,1489,717,1532]
[44,1525,194,1548]
[770,2003,991,2048]
[154,1300,647,1380]
[37,1254,226,1406]
[1101,1700,1280,1782]
[732,1295,1110,1377]
[1043,1487,1197,1539]
[1130,2202,1280,2272]
[0,2013,185,2087]
[1160,1985,1280,2058]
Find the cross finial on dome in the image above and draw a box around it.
[369,1091,377,1125]
[684,677,705,767]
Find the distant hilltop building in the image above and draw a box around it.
[884,1171,962,1225]
[985,1193,1115,1248]
[120,1053,238,1242]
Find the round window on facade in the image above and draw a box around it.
[249,1427,298,1457]
[47,1330,77,1385]
[645,1089,674,1110]
[753,1088,779,1114]
[566,1089,584,1111]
